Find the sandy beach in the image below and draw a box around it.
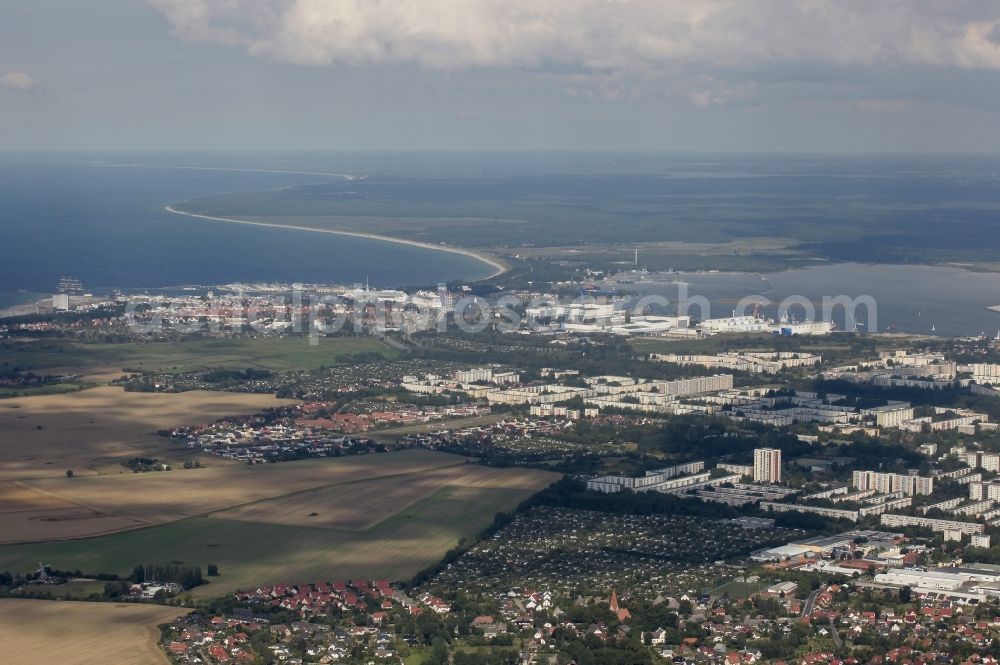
[165,206,509,280]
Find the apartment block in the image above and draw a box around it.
[879,513,985,535]
[753,448,782,484]
[965,451,1000,472]
[970,481,1000,501]
[852,470,934,496]
[652,374,734,397]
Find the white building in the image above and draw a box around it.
[949,500,996,517]
[606,315,690,337]
[969,481,1000,501]
[772,320,835,336]
[586,461,707,494]
[491,371,521,386]
[900,407,988,433]
[650,351,820,375]
[753,448,782,484]
[654,374,733,397]
[879,513,985,535]
[453,368,494,384]
[969,363,1000,384]
[852,470,934,496]
[718,463,754,476]
[51,293,70,311]
[972,534,992,548]
[919,498,963,514]
[875,568,975,591]
[760,502,861,522]
[565,302,616,324]
[965,451,1000,472]
[698,315,770,335]
[870,406,917,429]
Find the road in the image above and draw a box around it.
[801,589,820,617]
[828,621,843,648]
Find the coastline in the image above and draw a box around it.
[164,205,509,281]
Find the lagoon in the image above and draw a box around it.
[626,263,1000,337]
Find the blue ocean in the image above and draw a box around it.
[0,154,495,308]
[4,151,1000,336]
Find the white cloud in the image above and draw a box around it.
[147,1,1000,111]
[1,71,40,91]
[148,0,1000,72]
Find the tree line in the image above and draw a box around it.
[132,563,204,590]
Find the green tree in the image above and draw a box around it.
[428,637,450,665]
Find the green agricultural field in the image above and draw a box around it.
[0,382,93,398]
[0,335,395,376]
[14,579,109,600]
[709,580,766,600]
[0,466,556,597]
[406,643,523,664]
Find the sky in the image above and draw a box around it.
[2,0,1000,152]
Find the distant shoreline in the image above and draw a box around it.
[164,205,509,281]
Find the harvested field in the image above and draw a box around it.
[0,386,293,480]
[0,511,150,544]
[0,598,183,665]
[210,464,553,531]
[2,449,470,543]
[0,481,151,543]
[0,482,79,512]
[0,465,559,595]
